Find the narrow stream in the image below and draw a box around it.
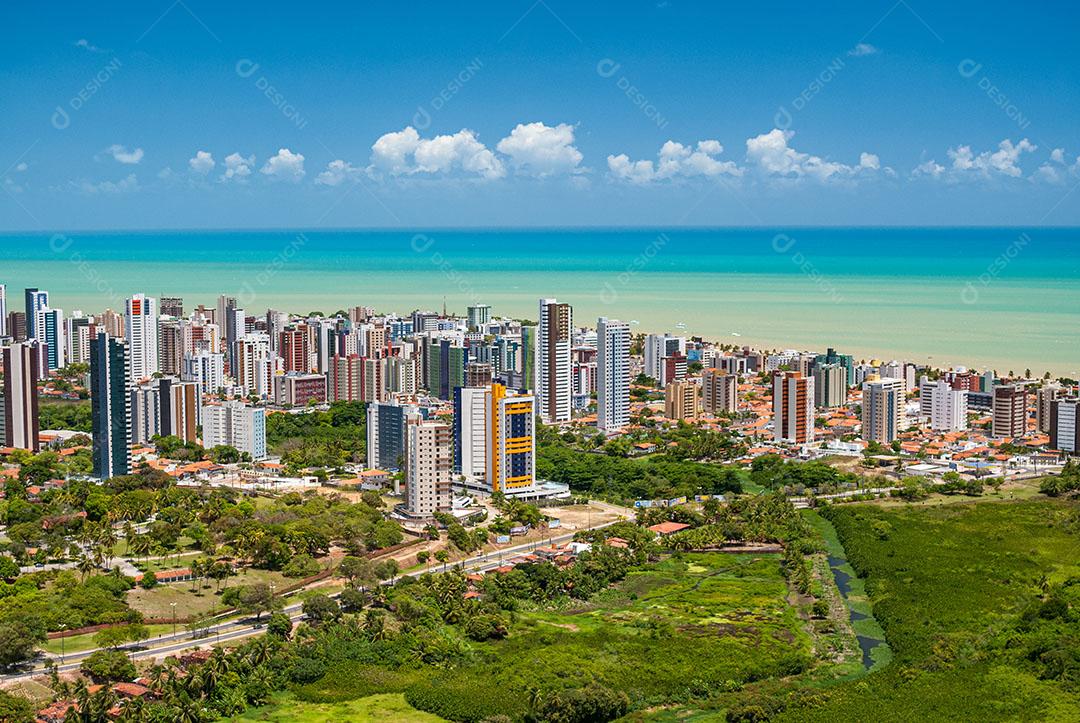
[826,554,883,669]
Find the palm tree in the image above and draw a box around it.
[76,554,96,580]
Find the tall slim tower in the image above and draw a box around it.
[2,342,41,451]
[861,377,906,444]
[91,333,132,479]
[125,294,159,383]
[773,371,815,444]
[0,283,7,338]
[536,298,572,423]
[597,317,630,433]
[24,288,48,339]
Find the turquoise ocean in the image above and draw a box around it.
[1,228,1077,376]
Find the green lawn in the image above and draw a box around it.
[232,693,444,722]
[42,624,173,655]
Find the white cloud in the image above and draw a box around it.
[78,173,139,194]
[848,43,879,57]
[15,162,28,172]
[914,139,1038,181]
[745,129,880,181]
[316,159,361,186]
[369,127,505,179]
[496,122,583,177]
[608,139,742,184]
[260,148,305,181]
[221,153,255,181]
[1035,147,1080,184]
[188,150,215,175]
[106,144,144,165]
[75,38,105,53]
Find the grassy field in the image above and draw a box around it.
[126,568,290,618]
[231,693,444,722]
[770,498,1080,722]
[42,624,174,655]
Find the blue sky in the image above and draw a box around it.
[1,0,1079,229]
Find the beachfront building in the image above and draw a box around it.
[1037,384,1063,434]
[644,333,685,383]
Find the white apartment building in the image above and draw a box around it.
[202,401,266,460]
[597,317,630,433]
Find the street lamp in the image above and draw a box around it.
[170,602,177,637]
[58,624,66,666]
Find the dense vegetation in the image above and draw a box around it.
[265,401,366,472]
[536,431,744,503]
[757,500,1080,721]
[37,399,93,433]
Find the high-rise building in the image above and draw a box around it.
[1037,384,1063,434]
[34,307,65,370]
[125,294,159,383]
[405,418,452,516]
[65,315,93,366]
[91,333,131,479]
[536,298,572,423]
[1050,398,1080,453]
[702,368,738,415]
[275,373,327,406]
[813,363,847,409]
[159,319,184,377]
[279,328,309,373]
[660,352,688,387]
[862,377,906,444]
[644,333,685,382]
[992,383,1027,439]
[665,380,701,421]
[202,401,266,460]
[0,283,6,338]
[2,342,41,451]
[130,383,161,445]
[159,297,184,318]
[467,304,491,331]
[233,334,275,398]
[367,401,425,472]
[183,351,225,400]
[485,383,536,494]
[597,317,630,433]
[921,379,968,432]
[465,361,493,388]
[6,311,26,342]
[453,386,489,479]
[24,288,48,339]
[814,347,855,386]
[773,371,814,444]
[425,337,467,400]
[159,378,199,443]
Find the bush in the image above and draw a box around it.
[267,612,293,639]
[289,656,327,684]
[538,685,630,723]
[81,649,136,683]
[406,676,527,722]
[283,553,322,578]
[140,571,158,589]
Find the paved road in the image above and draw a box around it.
[2,518,623,682]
